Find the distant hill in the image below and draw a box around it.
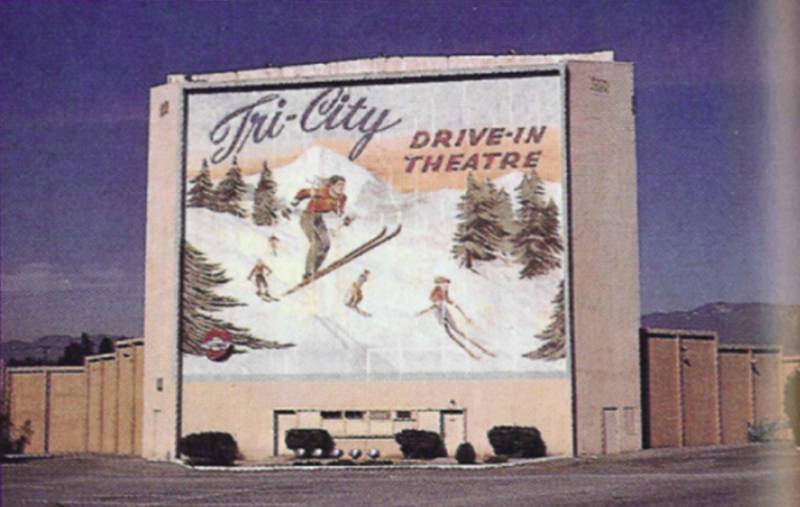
[0,334,133,364]
[642,302,800,355]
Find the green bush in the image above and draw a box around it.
[179,432,239,466]
[455,442,476,464]
[487,426,546,458]
[1,415,32,458]
[394,429,447,459]
[285,429,334,458]
[785,369,800,446]
[747,422,783,443]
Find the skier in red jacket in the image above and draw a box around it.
[292,175,350,281]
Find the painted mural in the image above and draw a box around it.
[181,74,567,379]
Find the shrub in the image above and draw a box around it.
[394,429,447,459]
[747,422,783,443]
[487,426,546,458]
[285,429,334,458]
[785,370,800,446]
[179,432,239,466]
[1,416,32,458]
[455,442,476,464]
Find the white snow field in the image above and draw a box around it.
[184,147,566,379]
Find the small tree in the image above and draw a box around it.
[80,332,94,357]
[59,342,86,366]
[213,156,248,217]
[187,159,215,209]
[523,280,566,361]
[252,161,280,226]
[98,337,115,354]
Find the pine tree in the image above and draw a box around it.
[187,159,215,209]
[451,173,506,270]
[523,280,566,360]
[511,170,562,278]
[541,197,563,263]
[181,241,292,355]
[252,160,279,226]
[492,185,518,258]
[213,156,248,217]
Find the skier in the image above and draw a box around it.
[269,235,280,256]
[416,276,496,359]
[247,259,279,302]
[292,175,350,282]
[344,269,371,316]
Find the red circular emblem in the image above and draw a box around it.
[201,329,233,362]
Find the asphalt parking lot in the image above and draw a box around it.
[2,444,798,506]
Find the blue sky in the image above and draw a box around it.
[0,0,791,341]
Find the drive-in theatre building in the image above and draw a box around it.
[142,53,641,460]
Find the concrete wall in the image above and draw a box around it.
[141,82,183,461]
[680,338,720,446]
[3,339,144,456]
[86,359,104,452]
[718,350,753,444]
[100,357,118,453]
[6,370,49,453]
[47,370,87,453]
[642,329,785,448]
[753,351,782,424]
[641,335,681,448]
[183,377,572,459]
[567,61,642,455]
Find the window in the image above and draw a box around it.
[321,411,342,420]
[395,410,414,421]
[369,410,391,420]
[345,411,365,420]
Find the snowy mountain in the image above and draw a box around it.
[185,147,565,378]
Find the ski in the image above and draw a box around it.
[462,333,497,357]
[283,225,402,296]
[443,327,481,360]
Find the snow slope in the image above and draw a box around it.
[184,146,565,378]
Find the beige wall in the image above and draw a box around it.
[718,350,754,444]
[7,371,48,454]
[142,82,183,461]
[642,330,787,448]
[680,339,720,446]
[86,359,104,452]
[100,357,119,453]
[183,377,571,459]
[4,340,144,456]
[567,62,642,455]
[642,335,681,448]
[48,371,87,453]
[753,351,782,424]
